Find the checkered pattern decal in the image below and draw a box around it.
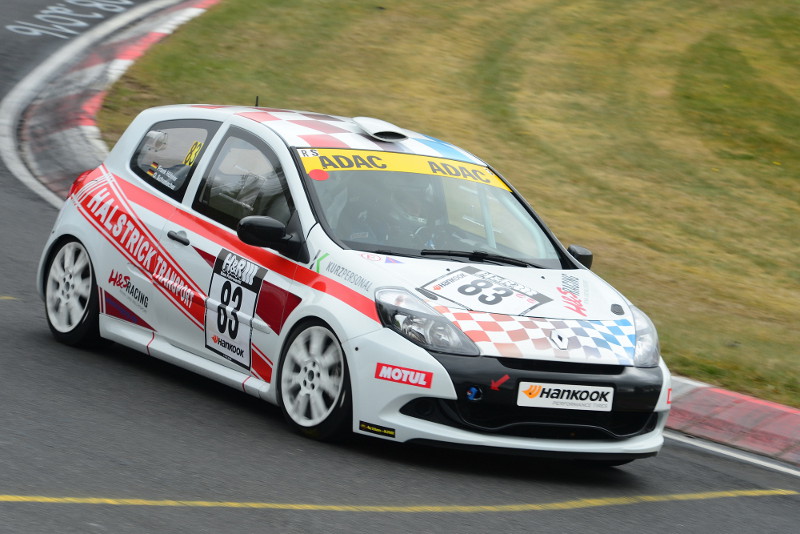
[234,108,483,163]
[433,306,636,365]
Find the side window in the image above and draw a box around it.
[193,127,293,230]
[130,119,220,200]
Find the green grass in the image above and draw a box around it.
[98,0,800,407]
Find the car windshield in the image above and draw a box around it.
[296,148,562,267]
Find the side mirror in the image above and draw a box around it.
[238,216,309,263]
[238,215,287,247]
[567,244,593,269]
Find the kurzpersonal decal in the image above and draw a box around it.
[325,261,372,292]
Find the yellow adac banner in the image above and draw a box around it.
[297,148,510,191]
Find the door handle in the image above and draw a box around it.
[167,230,190,246]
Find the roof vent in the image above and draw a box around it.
[352,116,408,142]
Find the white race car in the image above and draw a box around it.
[38,104,671,464]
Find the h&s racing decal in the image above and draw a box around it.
[108,269,149,309]
[422,265,552,315]
[73,169,205,327]
[559,273,587,317]
[205,249,267,369]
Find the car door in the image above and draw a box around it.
[160,124,300,382]
[100,117,219,336]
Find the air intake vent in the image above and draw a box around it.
[352,116,408,142]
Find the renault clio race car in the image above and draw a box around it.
[38,104,671,464]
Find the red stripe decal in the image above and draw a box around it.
[103,291,155,331]
[74,169,206,328]
[256,280,302,335]
[251,345,273,383]
[96,172,379,323]
[146,331,155,356]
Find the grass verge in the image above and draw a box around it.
[99,0,799,407]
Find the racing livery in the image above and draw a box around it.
[38,105,671,464]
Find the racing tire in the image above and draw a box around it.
[44,239,101,346]
[277,321,352,441]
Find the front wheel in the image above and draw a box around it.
[277,322,352,441]
[44,239,100,346]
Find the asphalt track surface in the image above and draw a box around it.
[0,2,798,533]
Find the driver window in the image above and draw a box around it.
[193,127,292,230]
[130,119,220,201]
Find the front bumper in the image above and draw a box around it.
[346,328,671,458]
[402,353,663,440]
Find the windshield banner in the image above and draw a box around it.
[297,148,510,191]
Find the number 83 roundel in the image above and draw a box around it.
[205,249,267,369]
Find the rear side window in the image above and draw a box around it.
[130,119,220,200]
[193,127,293,230]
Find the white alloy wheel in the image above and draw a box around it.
[279,324,350,438]
[44,240,100,345]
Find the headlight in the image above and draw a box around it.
[631,306,660,368]
[375,288,479,356]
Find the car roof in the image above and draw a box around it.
[159,104,485,165]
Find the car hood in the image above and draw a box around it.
[340,251,628,320]
[323,250,637,365]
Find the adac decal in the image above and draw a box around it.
[205,249,267,369]
[297,148,510,191]
[359,421,396,438]
[73,169,206,327]
[375,363,433,388]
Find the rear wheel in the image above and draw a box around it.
[277,322,351,441]
[44,239,100,346]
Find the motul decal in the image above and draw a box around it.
[374,363,433,388]
[73,168,206,328]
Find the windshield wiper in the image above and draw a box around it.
[420,249,543,268]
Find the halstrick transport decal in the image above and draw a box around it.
[73,169,206,328]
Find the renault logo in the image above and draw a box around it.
[549,330,570,350]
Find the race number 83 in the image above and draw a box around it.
[217,280,242,339]
[457,279,513,305]
[205,249,266,369]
